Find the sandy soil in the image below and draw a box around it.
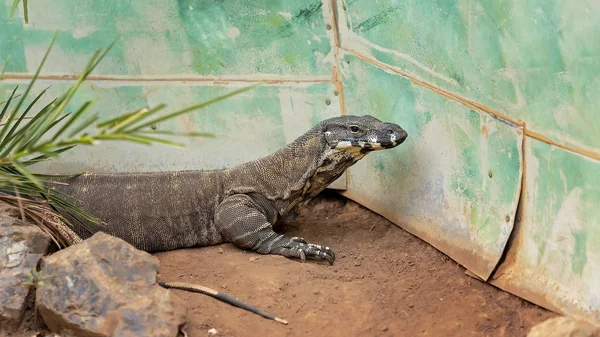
[155,191,555,337]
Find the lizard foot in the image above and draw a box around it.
[274,241,335,265]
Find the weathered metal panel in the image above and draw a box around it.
[1,0,333,77]
[339,53,523,279]
[0,80,345,188]
[489,138,600,324]
[337,0,600,154]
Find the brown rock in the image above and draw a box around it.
[0,213,51,328]
[527,316,600,337]
[36,232,186,337]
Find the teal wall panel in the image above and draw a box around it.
[338,0,600,153]
[339,53,523,279]
[490,138,600,324]
[1,0,333,76]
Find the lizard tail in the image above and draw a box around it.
[158,281,289,325]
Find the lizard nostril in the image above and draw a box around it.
[387,129,393,134]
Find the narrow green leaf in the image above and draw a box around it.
[96,105,157,128]
[129,84,259,132]
[8,33,57,134]
[0,87,18,125]
[139,130,215,138]
[0,103,26,151]
[0,87,48,151]
[9,157,40,187]
[67,115,99,138]
[9,0,21,21]
[11,98,58,153]
[22,0,28,23]
[124,133,185,147]
[94,133,153,145]
[52,99,96,141]
[22,145,76,165]
[13,112,71,157]
[113,104,166,132]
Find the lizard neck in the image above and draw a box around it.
[223,123,368,219]
[228,124,366,218]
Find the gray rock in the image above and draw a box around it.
[0,211,51,328]
[36,232,187,337]
[528,316,600,337]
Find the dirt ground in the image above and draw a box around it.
[155,191,555,337]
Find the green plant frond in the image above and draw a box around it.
[0,87,19,124]
[66,115,100,139]
[9,0,21,21]
[22,0,28,23]
[128,84,259,132]
[7,33,57,132]
[0,87,49,151]
[9,113,72,159]
[139,130,216,138]
[9,156,41,187]
[51,99,96,142]
[0,34,259,246]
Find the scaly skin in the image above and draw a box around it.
[48,115,408,265]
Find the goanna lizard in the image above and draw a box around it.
[46,114,408,324]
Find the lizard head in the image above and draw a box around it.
[321,115,408,154]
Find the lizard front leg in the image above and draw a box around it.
[215,194,335,264]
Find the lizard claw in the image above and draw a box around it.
[286,242,335,265]
[270,238,335,265]
[290,236,308,244]
[304,244,335,265]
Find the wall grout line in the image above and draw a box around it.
[328,0,347,116]
[0,73,332,84]
[342,47,600,162]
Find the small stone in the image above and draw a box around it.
[208,328,218,335]
[0,210,51,328]
[249,256,261,262]
[218,248,223,254]
[36,232,186,337]
[381,326,388,332]
[527,316,600,337]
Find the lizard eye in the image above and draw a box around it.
[349,125,360,133]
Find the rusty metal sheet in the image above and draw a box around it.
[339,52,523,279]
[0,80,346,189]
[336,0,600,155]
[489,138,600,325]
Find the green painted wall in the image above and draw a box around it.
[340,52,522,279]
[1,1,333,76]
[2,0,599,325]
[338,0,600,154]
